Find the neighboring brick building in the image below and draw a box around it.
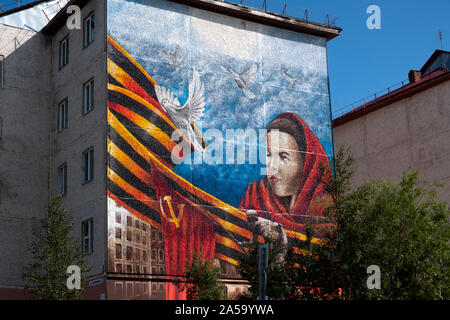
[333,50,450,204]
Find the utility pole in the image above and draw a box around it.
[257,243,269,300]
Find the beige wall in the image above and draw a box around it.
[333,79,450,204]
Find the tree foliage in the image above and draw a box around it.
[23,197,89,300]
[308,147,450,299]
[237,147,450,300]
[175,255,227,300]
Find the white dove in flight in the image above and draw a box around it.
[158,45,182,67]
[282,68,301,90]
[220,63,258,100]
[154,69,206,151]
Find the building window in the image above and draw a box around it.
[135,248,140,261]
[115,243,122,259]
[82,148,94,183]
[158,249,164,262]
[82,218,93,254]
[135,265,140,274]
[115,228,122,239]
[57,98,68,132]
[57,164,67,195]
[59,36,69,69]
[83,13,95,47]
[83,79,94,114]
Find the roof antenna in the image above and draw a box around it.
[438,30,443,49]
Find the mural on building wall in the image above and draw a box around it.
[107,0,334,300]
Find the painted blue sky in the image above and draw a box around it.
[108,0,333,206]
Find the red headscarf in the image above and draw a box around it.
[240,113,332,235]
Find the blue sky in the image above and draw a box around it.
[270,0,450,116]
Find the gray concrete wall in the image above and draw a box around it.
[49,0,107,280]
[0,24,52,288]
[0,0,108,292]
[333,79,450,204]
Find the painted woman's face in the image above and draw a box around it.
[266,130,304,197]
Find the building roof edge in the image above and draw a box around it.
[170,0,341,41]
[333,70,450,128]
[42,0,342,40]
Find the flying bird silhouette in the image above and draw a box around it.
[220,63,258,100]
[154,69,206,152]
[158,45,182,67]
[281,68,301,90]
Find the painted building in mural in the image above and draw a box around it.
[0,0,340,299]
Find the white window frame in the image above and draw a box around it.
[83,13,95,47]
[83,79,94,114]
[57,98,68,132]
[82,218,93,254]
[82,148,94,184]
[57,164,67,195]
[59,36,69,69]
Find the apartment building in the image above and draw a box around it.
[0,0,341,299]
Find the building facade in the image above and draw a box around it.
[0,0,340,299]
[333,50,450,204]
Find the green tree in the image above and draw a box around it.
[307,147,450,299]
[175,255,227,300]
[23,196,89,300]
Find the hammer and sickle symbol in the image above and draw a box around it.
[159,195,185,228]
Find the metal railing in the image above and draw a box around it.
[222,0,338,27]
[42,0,69,21]
[332,79,408,119]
